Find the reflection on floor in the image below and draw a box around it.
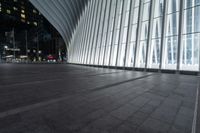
[0,64,198,133]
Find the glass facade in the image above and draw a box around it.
[69,0,200,72]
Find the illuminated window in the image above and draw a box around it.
[0,7,1,12]
[14,0,18,2]
[33,22,38,26]
[21,14,25,19]
[21,19,25,22]
[27,21,30,24]
[33,9,37,14]
[21,9,25,13]
[13,7,18,11]
[6,9,11,14]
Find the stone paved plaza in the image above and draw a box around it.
[0,64,198,133]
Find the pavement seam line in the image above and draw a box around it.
[0,96,72,119]
[0,71,123,88]
[192,77,199,133]
[90,73,155,92]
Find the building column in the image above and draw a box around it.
[133,0,143,69]
[108,0,118,66]
[102,0,113,66]
[85,0,96,64]
[123,0,135,68]
[145,0,155,70]
[115,0,125,67]
[92,0,104,65]
[97,0,109,65]
[88,0,101,65]
[176,0,184,72]
[159,0,168,71]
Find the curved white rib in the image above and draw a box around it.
[29,0,89,52]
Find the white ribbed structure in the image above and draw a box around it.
[29,0,89,52]
[31,0,200,72]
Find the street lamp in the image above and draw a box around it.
[3,46,8,62]
[4,45,8,49]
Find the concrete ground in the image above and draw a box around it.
[0,64,198,133]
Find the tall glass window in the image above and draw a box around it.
[98,0,111,65]
[136,0,151,68]
[78,4,89,64]
[125,0,139,67]
[110,0,123,66]
[162,0,180,70]
[180,0,200,71]
[148,0,164,69]
[103,0,117,66]
[86,0,99,64]
[94,0,107,65]
[117,0,130,67]
[90,0,103,64]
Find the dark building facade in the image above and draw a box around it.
[0,0,41,28]
[0,0,65,62]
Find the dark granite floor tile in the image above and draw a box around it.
[0,64,197,133]
[137,118,171,133]
[127,111,149,126]
[110,104,139,120]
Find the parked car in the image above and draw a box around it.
[47,55,57,63]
